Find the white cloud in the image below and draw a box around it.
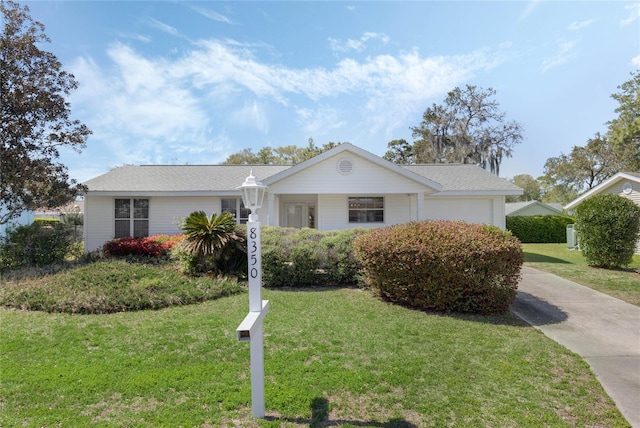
[568,19,596,31]
[147,18,181,37]
[69,43,211,166]
[116,32,151,43]
[296,106,347,135]
[541,39,577,73]
[632,55,640,67]
[191,6,233,24]
[621,3,640,26]
[519,0,540,21]
[230,101,269,133]
[329,32,390,53]
[67,38,508,167]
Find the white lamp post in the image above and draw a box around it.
[236,170,269,418]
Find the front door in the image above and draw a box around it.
[283,203,305,228]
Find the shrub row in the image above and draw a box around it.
[261,227,367,287]
[506,215,574,243]
[102,234,184,258]
[353,221,523,315]
[575,194,640,268]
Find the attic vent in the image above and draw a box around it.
[337,158,354,175]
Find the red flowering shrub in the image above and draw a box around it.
[103,234,184,258]
[354,221,523,315]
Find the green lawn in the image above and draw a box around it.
[0,281,629,427]
[522,243,640,306]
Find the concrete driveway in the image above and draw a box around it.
[511,267,640,427]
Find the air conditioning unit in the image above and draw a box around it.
[566,224,578,249]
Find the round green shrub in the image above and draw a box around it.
[353,221,523,315]
[574,194,640,268]
[0,222,75,270]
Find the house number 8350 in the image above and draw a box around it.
[249,227,258,279]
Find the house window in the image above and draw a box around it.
[348,197,384,223]
[221,198,250,224]
[114,198,149,238]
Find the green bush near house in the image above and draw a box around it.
[575,194,640,269]
[261,227,367,287]
[354,221,523,315]
[0,222,77,271]
[506,215,575,243]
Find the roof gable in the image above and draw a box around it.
[564,172,640,210]
[263,143,443,192]
[505,201,563,216]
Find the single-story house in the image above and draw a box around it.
[505,201,564,217]
[82,143,523,252]
[565,171,640,253]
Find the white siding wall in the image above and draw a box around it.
[492,197,507,229]
[149,197,219,236]
[268,153,431,195]
[606,180,640,206]
[422,197,498,227]
[84,195,254,252]
[84,196,115,252]
[316,194,411,231]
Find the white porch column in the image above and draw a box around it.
[416,192,425,221]
[267,193,275,226]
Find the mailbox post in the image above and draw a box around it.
[236,171,269,418]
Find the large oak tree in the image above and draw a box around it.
[385,85,523,175]
[1,1,91,224]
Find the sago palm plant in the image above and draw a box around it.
[180,211,241,274]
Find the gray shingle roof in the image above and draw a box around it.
[84,165,290,192]
[84,147,522,195]
[403,164,522,193]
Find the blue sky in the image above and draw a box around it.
[23,1,640,183]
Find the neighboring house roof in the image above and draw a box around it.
[84,143,522,196]
[505,201,563,216]
[564,172,640,210]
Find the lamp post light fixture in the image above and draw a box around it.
[236,170,269,418]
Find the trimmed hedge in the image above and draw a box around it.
[353,221,523,315]
[506,215,575,243]
[33,217,61,224]
[261,227,367,287]
[575,194,640,268]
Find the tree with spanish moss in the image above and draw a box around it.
[405,85,523,175]
[1,1,91,224]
